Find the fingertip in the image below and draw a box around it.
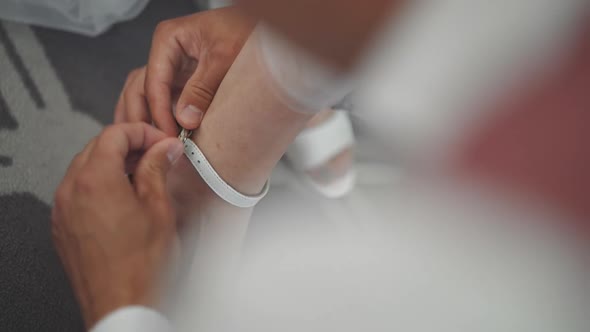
[176,105,204,129]
[166,139,184,164]
[134,137,183,197]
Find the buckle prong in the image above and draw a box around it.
[178,128,192,143]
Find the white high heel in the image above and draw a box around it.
[285,110,356,198]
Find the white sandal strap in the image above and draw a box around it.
[180,131,269,208]
[286,111,354,170]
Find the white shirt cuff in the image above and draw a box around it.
[90,306,172,332]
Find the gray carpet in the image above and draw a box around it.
[0,1,197,330]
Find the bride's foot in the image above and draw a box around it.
[286,109,356,198]
[305,109,354,185]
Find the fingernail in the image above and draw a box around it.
[178,105,203,127]
[167,140,184,164]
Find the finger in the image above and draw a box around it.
[124,68,152,124]
[125,151,143,174]
[176,56,231,129]
[62,137,98,184]
[90,123,169,172]
[114,69,141,123]
[133,138,184,205]
[75,136,98,166]
[145,26,185,136]
[114,90,127,123]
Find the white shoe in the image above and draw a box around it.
[285,110,356,198]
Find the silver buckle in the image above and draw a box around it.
[178,128,192,143]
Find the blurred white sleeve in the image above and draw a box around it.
[355,0,584,163]
[255,23,354,113]
[90,306,172,332]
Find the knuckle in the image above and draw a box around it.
[185,80,215,103]
[213,44,238,61]
[125,72,134,83]
[94,126,118,152]
[134,67,146,81]
[99,124,119,142]
[135,182,151,200]
[136,180,163,202]
[73,170,97,195]
[93,137,109,155]
[126,68,142,83]
[154,20,175,37]
[141,160,163,180]
[132,67,144,75]
[136,165,166,199]
[154,21,166,35]
[127,70,146,94]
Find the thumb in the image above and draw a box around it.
[133,138,184,203]
[176,57,230,129]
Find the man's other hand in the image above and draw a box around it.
[52,123,184,329]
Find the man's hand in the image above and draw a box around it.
[52,123,185,329]
[114,7,256,135]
